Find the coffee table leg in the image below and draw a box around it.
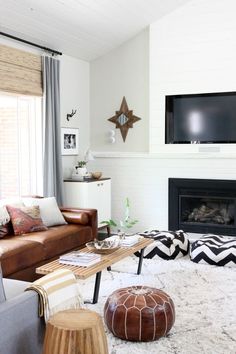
[93,271,102,304]
[137,247,145,275]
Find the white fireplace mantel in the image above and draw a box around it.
[93,151,236,159]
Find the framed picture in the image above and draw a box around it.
[61,127,79,155]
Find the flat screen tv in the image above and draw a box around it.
[165,92,236,144]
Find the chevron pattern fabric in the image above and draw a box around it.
[190,234,236,267]
[138,230,190,260]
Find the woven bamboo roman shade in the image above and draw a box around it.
[0,44,42,96]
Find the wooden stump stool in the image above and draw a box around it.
[42,309,109,354]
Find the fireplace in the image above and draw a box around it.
[169,178,236,236]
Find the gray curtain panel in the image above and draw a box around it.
[42,56,63,205]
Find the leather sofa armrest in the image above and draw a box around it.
[60,207,98,239]
[61,211,89,225]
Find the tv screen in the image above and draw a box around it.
[165,92,236,144]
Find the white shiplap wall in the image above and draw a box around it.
[90,29,149,153]
[149,0,236,154]
[92,0,236,231]
[91,156,236,232]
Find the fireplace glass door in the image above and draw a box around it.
[180,196,235,227]
[169,178,236,236]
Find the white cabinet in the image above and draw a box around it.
[63,178,111,227]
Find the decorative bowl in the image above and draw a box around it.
[86,239,120,254]
[91,171,102,179]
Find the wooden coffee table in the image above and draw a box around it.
[36,237,153,304]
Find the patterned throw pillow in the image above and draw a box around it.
[6,205,48,236]
[0,201,24,238]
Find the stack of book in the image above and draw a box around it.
[59,251,101,267]
[120,235,140,247]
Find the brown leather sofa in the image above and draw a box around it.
[0,207,97,282]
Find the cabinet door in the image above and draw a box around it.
[64,182,88,208]
[87,180,111,226]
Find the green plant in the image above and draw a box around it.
[101,198,138,232]
[77,160,87,168]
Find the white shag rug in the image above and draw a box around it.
[77,256,236,354]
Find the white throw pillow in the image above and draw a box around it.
[0,198,23,225]
[22,197,67,227]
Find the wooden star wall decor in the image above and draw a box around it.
[108,97,141,142]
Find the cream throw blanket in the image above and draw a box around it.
[26,269,84,321]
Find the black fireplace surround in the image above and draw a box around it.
[169,178,236,236]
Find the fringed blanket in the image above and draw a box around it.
[26,269,83,321]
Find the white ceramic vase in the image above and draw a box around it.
[76,167,87,177]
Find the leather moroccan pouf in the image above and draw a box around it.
[104,286,175,342]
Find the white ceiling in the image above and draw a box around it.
[0,0,191,61]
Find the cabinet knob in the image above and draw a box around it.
[97,183,100,186]
[101,183,103,186]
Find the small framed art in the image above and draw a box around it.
[61,127,79,155]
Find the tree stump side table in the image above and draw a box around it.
[42,309,109,354]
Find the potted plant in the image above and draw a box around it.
[75,160,87,177]
[101,198,138,237]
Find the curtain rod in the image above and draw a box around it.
[0,31,62,56]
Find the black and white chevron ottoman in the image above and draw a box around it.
[137,230,190,260]
[190,234,236,267]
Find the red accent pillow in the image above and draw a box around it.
[6,205,48,236]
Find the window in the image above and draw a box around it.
[0,93,43,198]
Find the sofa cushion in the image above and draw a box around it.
[17,224,93,259]
[0,238,46,276]
[22,197,67,227]
[6,205,48,236]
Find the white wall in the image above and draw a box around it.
[60,55,90,178]
[149,0,236,155]
[90,29,149,152]
[91,0,236,231]
[91,156,236,232]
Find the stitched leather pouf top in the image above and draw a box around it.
[104,285,175,342]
